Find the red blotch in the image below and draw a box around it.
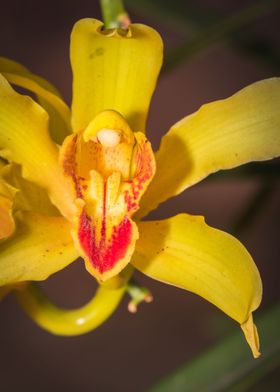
[78,211,133,274]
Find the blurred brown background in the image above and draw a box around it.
[0,1,279,391]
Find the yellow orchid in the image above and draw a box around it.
[0,17,279,360]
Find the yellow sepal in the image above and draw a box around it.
[70,18,163,132]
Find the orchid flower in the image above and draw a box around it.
[0,17,279,359]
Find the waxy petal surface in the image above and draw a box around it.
[138,78,280,218]
[0,74,75,219]
[0,212,78,287]
[70,19,163,132]
[132,214,262,357]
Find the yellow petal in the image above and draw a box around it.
[132,214,262,356]
[0,212,78,287]
[0,57,71,143]
[138,78,280,218]
[70,18,163,132]
[0,74,75,219]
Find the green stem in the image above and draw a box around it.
[15,266,133,336]
[100,0,130,29]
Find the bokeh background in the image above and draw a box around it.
[0,1,279,391]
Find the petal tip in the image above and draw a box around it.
[241,313,261,359]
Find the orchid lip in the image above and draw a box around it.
[60,109,156,281]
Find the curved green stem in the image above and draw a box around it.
[100,0,130,29]
[15,267,133,336]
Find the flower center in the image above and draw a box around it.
[60,110,156,281]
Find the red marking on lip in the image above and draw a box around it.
[124,139,155,213]
[78,211,133,274]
